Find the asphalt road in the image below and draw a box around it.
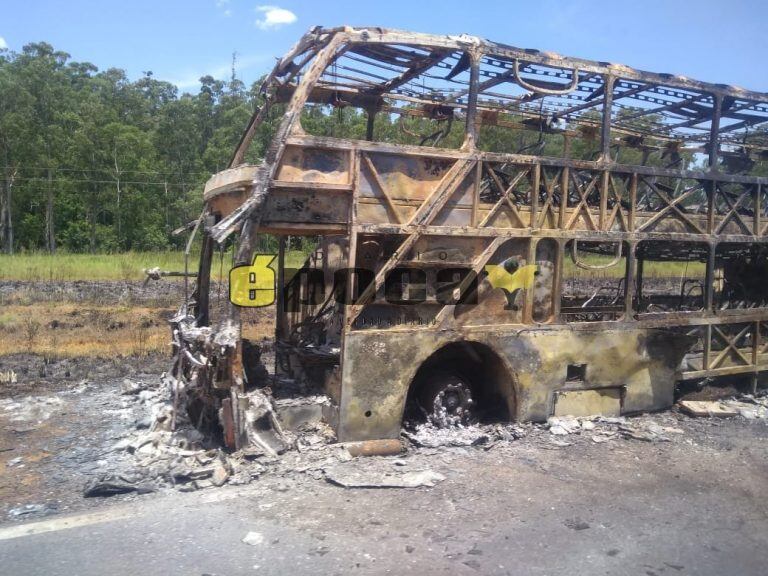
[2,417,767,576]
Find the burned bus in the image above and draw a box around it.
[174,26,768,448]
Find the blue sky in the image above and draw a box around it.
[1,0,766,93]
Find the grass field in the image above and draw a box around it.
[0,250,703,358]
[0,250,312,282]
[0,250,704,282]
[562,255,705,279]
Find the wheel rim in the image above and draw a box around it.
[419,374,474,427]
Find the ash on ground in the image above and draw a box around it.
[82,377,768,499]
[2,355,767,523]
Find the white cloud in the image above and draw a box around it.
[215,0,232,17]
[167,53,271,90]
[255,5,297,30]
[0,37,7,50]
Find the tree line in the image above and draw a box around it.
[0,42,275,254]
[3,41,726,255]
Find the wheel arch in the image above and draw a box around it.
[402,339,520,424]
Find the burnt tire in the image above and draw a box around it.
[417,371,475,427]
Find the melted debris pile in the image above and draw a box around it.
[678,395,768,419]
[83,375,450,496]
[82,379,768,498]
[545,415,684,443]
[403,421,531,449]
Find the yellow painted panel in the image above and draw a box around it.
[553,388,622,418]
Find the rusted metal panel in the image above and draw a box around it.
[553,388,622,418]
[274,145,351,185]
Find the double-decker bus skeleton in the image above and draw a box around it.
[172,26,768,449]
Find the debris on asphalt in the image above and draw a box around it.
[7,456,23,467]
[679,397,768,419]
[619,421,673,442]
[679,400,740,418]
[242,531,265,546]
[547,416,582,435]
[541,413,691,443]
[325,466,446,489]
[74,378,768,500]
[7,503,57,518]
[83,474,156,498]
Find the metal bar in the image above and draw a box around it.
[708,93,723,170]
[600,170,609,230]
[704,243,716,312]
[465,51,481,147]
[600,75,615,160]
[471,160,481,227]
[530,163,540,229]
[364,49,451,96]
[625,240,636,318]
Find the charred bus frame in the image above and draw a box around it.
[174,26,768,447]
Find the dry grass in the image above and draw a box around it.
[0,303,173,358]
[0,302,277,359]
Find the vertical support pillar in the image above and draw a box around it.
[704,324,712,371]
[365,107,376,142]
[600,75,616,162]
[195,230,214,326]
[625,241,636,319]
[559,167,569,230]
[636,253,644,309]
[464,50,481,150]
[708,93,723,170]
[530,163,540,229]
[707,180,717,235]
[705,241,716,312]
[600,170,609,231]
[343,150,361,333]
[753,322,761,394]
[752,320,759,368]
[755,183,761,236]
[707,93,722,235]
[471,160,481,227]
[552,240,564,322]
[275,235,287,341]
[523,238,536,324]
[628,173,637,232]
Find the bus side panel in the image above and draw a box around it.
[336,327,693,442]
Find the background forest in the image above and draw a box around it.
[0,42,281,254]
[5,41,756,257]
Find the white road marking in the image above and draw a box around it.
[0,507,134,541]
[0,483,267,541]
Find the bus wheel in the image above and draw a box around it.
[418,372,475,428]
